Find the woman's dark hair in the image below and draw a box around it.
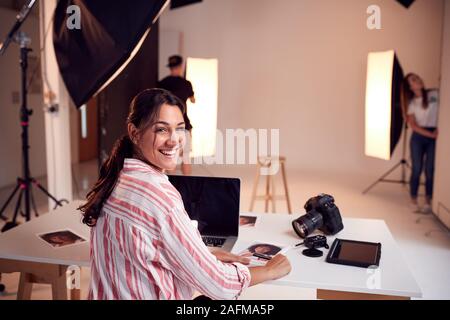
[403,73,429,111]
[79,88,185,227]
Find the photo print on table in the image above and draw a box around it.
[238,242,283,266]
[37,229,87,249]
[239,215,257,227]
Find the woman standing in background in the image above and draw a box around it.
[403,73,439,213]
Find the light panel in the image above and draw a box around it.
[186,57,218,158]
[365,50,395,160]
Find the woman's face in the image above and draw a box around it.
[407,74,424,92]
[50,234,71,244]
[134,104,186,172]
[240,217,250,225]
[255,245,272,254]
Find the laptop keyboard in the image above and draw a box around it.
[202,236,226,247]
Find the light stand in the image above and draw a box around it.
[0,1,68,234]
[363,123,410,194]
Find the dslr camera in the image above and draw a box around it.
[292,194,344,238]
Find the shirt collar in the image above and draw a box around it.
[123,158,168,180]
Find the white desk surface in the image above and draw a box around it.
[0,202,422,298]
[234,212,422,298]
[0,200,90,267]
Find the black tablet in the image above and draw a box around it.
[326,238,382,268]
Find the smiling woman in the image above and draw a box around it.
[78,88,291,300]
[77,88,291,300]
[128,100,187,171]
[79,88,187,227]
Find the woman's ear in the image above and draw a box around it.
[127,123,139,144]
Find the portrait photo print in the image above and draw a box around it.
[37,229,86,249]
[239,215,257,227]
[238,242,283,266]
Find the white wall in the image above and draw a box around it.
[0,7,47,188]
[433,0,450,228]
[160,0,444,180]
[70,100,80,165]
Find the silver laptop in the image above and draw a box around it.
[168,175,240,252]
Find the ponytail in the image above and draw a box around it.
[79,135,134,226]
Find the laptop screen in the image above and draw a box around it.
[168,175,240,237]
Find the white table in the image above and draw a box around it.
[0,202,422,300]
[234,213,422,300]
[0,200,89,299]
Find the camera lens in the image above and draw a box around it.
[292,211,323,238]
[292,220,308,238]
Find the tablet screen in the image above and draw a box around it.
[338,241,379,265]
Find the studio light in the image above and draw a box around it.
[170,0,202,10]
[53,0,169,108]
[365,50,403,161]
[0,0,68,232]
[363,50,407,194]
[185,57,219,158]
[396,0,416,9]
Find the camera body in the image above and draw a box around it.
[292,193,344,238]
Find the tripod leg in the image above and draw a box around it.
[32,179,68,209]
[11,188,24,225]
[363,162,403,194]
[30,186,39,217]
[0,183,21,219]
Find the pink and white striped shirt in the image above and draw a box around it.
[88,158,251,300]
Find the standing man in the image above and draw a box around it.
[158,55,195,175]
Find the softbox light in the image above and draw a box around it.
[396,0,416,9]
[185,57,218,158]
[171,0,202,10]
[365,50,404,160]
[53,0,168,108]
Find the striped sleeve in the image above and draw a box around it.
[157,206,251,300]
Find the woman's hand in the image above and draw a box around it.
[210,248,250,265]
[264,254,291,280]
[248,253,291,286]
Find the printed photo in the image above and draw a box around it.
[239,215,257,227]
[38,230,86,249]
[238,242,283,266]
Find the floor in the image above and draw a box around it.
[0,160,449,300]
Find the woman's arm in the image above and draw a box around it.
[158,208,291,299]
[210,249,291,286]
[248,254,291,286]
[158,209,253,300]
[407,115,438,139]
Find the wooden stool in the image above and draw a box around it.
[249,156,292,214]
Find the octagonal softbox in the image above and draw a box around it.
[53,0,168,108]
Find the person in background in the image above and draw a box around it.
[403,73,439,214]
[79,89,291,300]
[158,55,195,175]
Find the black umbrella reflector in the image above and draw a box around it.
[171,0,202,10]
[396,0,415,9]
[53,0,168,108]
